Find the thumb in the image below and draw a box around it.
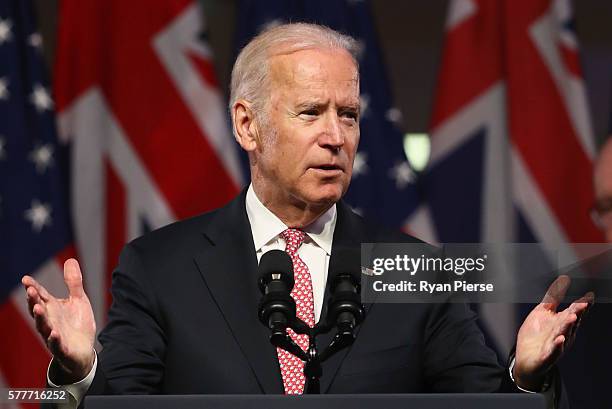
[540,275,570,310]
[64,258,86,298]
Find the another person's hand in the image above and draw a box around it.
[22,258,96,383]
[514,275,593,390]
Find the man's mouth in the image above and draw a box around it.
[312,163,342,170]
[310,164,344,176]
[316,164,342,171]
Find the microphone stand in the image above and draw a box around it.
[257,249,364,394]
[269,314,360,394]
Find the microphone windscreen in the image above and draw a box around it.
[258,249,294,287]
[329,247,361,285]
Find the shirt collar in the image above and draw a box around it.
[245,184,336,255]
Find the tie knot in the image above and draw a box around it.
[281,228,306,254]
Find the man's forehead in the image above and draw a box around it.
[269,48,359,89]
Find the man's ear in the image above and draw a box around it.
[232,99,260,152]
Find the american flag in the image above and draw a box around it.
[234,0,421,227]
[0,0,242,402]
[0,0,75,401]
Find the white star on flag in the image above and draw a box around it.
[29,32,42,48]
[29,143,54,173]
[0,136,6,160]
[389,161,415,189]
[385,107,403,125]
[0,18,12,45]
[0,77,9,100]
[352,151,368,178]
[24,199,52,232]
[30,84,54,112]
[359,94,370,118]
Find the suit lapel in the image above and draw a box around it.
[193,192,283,394]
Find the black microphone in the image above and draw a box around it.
[327,248,365,333]
[257,250,296,333]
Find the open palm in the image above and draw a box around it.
[514,275,592,390]
[22,258,96,382]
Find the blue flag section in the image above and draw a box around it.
[0,0,71,303]
[234,0,421,228]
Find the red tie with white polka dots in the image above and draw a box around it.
[277,228,315,394]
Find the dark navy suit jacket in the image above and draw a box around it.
[82,190,563,404]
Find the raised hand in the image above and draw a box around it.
[22,258,96,383]
[514,275,593,390]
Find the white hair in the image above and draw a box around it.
[229,22,360,121]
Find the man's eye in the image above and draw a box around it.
[341,111,358,121]
[300,110,319,117]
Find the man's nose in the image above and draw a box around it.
[319,114,344,150]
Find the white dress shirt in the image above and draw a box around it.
[245,184,336,323]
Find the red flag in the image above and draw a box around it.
[54,0,241,336]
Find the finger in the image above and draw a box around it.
[566,313,580,342]
[569,293,590,345]
[581,291,595,318]
[21,275,52,302]
[64,259,86,299]
[567,301,588,316]
[568,318,581,346]
[567,291,594,317]
[21,275,35,287]
[554,311,578,339]
[26,286,42,317]
[540,275,571,310]
[552,334,565,356]
[579,291,595,311]
[32,303,53,339]
[572,291,594,306]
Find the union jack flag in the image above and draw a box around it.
[406,0,605,402]
[0,0,241,404]
[53,0,242,327]
[412,0,600,246]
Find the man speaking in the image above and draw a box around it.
[22,23,588,408]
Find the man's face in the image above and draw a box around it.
[253,48,360,210]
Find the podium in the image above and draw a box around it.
[85,393,546,409]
